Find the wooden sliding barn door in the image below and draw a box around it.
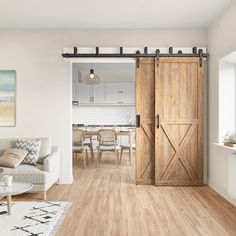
[155,57,204,185]
[136,58,155,184]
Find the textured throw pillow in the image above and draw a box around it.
[16,139,41,166]
[0,148,28,168]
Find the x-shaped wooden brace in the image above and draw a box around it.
[160,123,198,181]
[140,123,155,178]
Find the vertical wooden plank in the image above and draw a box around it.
[197,59,204,182]
[135,60,142,183]
[136,58,155,184]
[155,59,162,181]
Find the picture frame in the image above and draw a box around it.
[0,70,16,127]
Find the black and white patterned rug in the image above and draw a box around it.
[0,201,71,236]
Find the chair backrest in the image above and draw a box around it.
[97,129,117,146]
[73,129,85,146]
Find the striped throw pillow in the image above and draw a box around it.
[16,139,41,166]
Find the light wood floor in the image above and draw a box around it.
[12,152,236,236]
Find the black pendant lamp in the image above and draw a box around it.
[82,64,101,84]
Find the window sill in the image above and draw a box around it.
[213,143,236,153]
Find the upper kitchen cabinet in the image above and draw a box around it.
[72,71,79,104]
[76,82,134,105]
[107,82,135,104]
[78,83,91,104]
[78,82,106,104]
[91,83,106,104]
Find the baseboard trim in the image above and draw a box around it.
[208,178,236,206]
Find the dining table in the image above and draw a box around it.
[75,129,134,161]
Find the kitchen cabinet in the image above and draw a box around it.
[93,84,106,103]
[72,75,79,104]
[106,82,135,104]
[77,82,105,104]
[73,81,135,106]
[78,83,91,103]
[107,82,133,94]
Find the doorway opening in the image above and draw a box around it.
[72,61,136,181]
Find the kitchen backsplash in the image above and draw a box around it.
[73,106,135,125]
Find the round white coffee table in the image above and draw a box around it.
[0,182,33,215]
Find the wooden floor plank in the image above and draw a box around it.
[9,152,236,236]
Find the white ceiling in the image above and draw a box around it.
[0,0,234,29]
[221,50,236,64]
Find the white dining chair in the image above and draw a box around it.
[73,129,89,168]
[96,129,120,168]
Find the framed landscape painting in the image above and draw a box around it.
[0,70,16,126]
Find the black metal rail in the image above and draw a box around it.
[62,47,208,67]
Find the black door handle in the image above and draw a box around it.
[136,115,140,128]
[156,114,160,128]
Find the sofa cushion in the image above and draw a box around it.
[0,148,28,168]
[0,164,49,184]
[0,139,16,157]
[16,139,41,166]
[37,138,52,164]
[0,138,52,161]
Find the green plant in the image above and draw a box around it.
[223,132,236,144]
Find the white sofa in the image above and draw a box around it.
[0,138,60,200]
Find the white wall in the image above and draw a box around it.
[210,144,236,205]
[208,1,236,205]
[0,29,207,183]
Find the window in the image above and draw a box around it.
[219,57,236,142]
